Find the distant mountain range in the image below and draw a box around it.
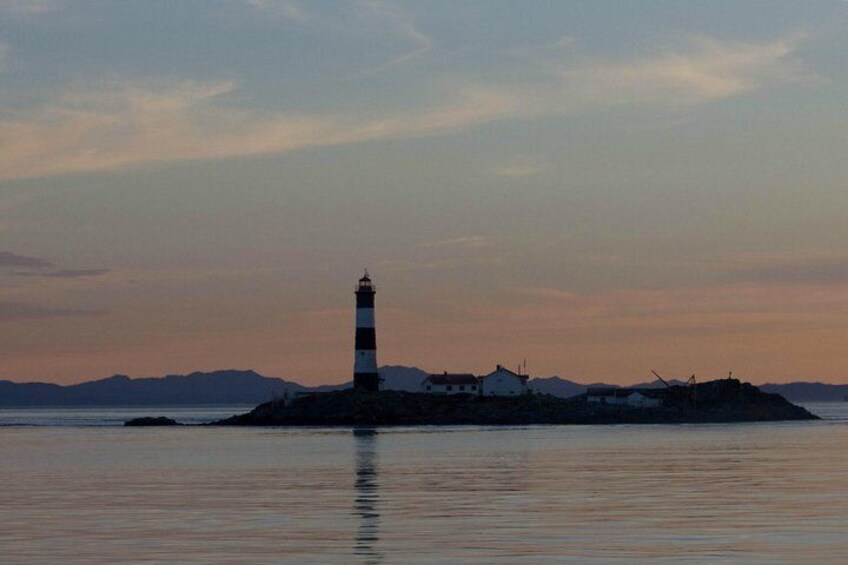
[0,366,427,406]
[0,366,845,406]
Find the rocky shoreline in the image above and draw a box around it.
[203,379,817,427]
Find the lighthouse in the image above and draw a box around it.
[354,270,380,392]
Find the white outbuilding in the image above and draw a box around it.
[586,387,664,408]
[479,365,529,396]
[421,373,480,395]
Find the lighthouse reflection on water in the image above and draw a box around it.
[353,427,381,563]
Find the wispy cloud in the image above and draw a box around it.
[0,251,52,268]
[12,268,110,279]
[502,281,848,335]
[0,301,105,321]
[0,0,60,16]
[0,33,810,181]
[358,0,433,73]
[555,32,810,109]
[719,250,848,285]
[241,0,432,74]
[375,235,503,273]
[242,0,308,22]
[0,251,111,282]
[0,79,513,181]
[551,35,579,50]
[493,156,548,178]
[421,235,490,249]
[479,32,811,123]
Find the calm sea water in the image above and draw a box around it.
[2,403,847,564]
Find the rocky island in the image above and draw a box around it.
[210,378,817,426]
[125,416,182,426]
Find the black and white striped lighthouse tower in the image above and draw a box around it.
[353,270,380,392]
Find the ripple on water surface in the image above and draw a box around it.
[1,405,848,563]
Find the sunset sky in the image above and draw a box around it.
[1,1,847,385]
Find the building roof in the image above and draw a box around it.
[425,373,479,386]
[482,365,529,380]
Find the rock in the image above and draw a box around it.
[211,379,818,427]
[124,416,182,426]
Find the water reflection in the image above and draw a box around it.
[353,427,381,564]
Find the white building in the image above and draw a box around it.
[421,373,480,395]
[586,387,663,408]
[479,365,529,396]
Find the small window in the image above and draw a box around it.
[426,385,431,391]
[471,385,477,391]
[446,385,453,391]
[459,385,465,391]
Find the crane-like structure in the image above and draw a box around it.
[652,370,697,408]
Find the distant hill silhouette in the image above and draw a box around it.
[0,367,844,406]
[760,382,848,402]
[631,379,689,389]
[526,376,588,398]
[0,370,306,406]
[526,377,688,397]
[303,366,431,393]
[379,365,431,391]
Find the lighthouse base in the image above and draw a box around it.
[354,372,381,392]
